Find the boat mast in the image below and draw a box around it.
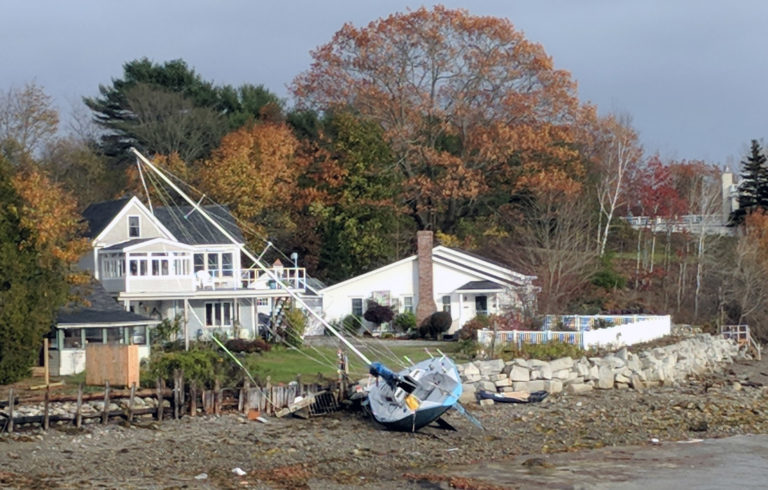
[130,148,372,365]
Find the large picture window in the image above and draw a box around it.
[194,251,235,278]
[205,302,233,327]
[126,252,189,277]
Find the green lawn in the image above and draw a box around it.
[247,341,462,384]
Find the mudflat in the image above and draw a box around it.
[2,355,768,488]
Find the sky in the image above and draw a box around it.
[3,1,766,168]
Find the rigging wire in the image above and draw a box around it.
[134,151,414,371]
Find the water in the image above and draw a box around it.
[445,434,768,489]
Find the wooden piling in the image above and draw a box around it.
[189,384,197,417]
[173,370,180,420]
[75,383,83,428]
[43,387,50,431]
[102,381,110,425]
[8,388,14,433]
[239,379,250,413]
[179,370,185,412]
[127,383,136,424]
[214,379,221,416]
[43,338,50,387]
[156,378,164,422]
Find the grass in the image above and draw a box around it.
[246,341,462,384]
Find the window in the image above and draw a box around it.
[442,295,451,315]
[222,253,233,276]
[194,253,205,273]
[101,253,126,279]
[128,216,140,237]
[205,302,233,327]
[85,328,104,344]
[193,251,235,278]
[208,254,220,277]
[402,296,413,313]
[256,298,269,306]
[351,298,363,317]
[62,329,83,349]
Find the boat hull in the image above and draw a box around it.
[366,356,462,432]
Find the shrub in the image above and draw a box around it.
[224,338,270,353]
[499,340,585,361]
[457,314,491,341]
[393,311,417,332]
[363,302,394,327]
[148,347,224,389]
[418,311,453,339]
[592,254,626,289]
[342,314,361,335]
[150,315,183,345]
[282,306,307,347]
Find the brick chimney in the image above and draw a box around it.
[415,230,437,325]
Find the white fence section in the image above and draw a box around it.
[478,315,672,350]
[581,316,671,349]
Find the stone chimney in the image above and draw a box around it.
[415,230,437,325]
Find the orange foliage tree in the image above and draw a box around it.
[197,122,305,241]
[11,168,89,271]
[292,6,591,233]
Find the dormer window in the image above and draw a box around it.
[128,216,140,237]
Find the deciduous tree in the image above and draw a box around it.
[292,6,589,234]
[592,114,643,257]
[0,156,81,383]
[493,174,597,314]
[197,122,304,244]
[0,83,59,167]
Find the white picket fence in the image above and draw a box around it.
[478,315,671,350]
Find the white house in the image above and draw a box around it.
[319,231,537,334]
[77,196,317,348]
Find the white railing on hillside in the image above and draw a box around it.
[543,314,668,331]
[478,315,672,350]
[622,215,734,236]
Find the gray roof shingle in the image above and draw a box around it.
[57,280,155,326]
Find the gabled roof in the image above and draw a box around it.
[57,279,158,327]
[320,245,534,293]
[82,196,245,247]
[455,280,505,292]
[82,197,132,239]
[153,204,245,245]
[432,246,535,286]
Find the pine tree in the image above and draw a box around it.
[730,140,768,225]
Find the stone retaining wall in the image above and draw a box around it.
[457,334,740,404]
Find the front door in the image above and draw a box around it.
[475,295,488,316]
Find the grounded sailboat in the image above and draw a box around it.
[131,148,468,432]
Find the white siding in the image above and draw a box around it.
[321,255,528,334]
[95,199,170,245]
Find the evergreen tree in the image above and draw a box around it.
[0,157,70,383]
[84,58,283,168]
[731,140,768,225]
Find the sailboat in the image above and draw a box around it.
[131,148,467,432]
